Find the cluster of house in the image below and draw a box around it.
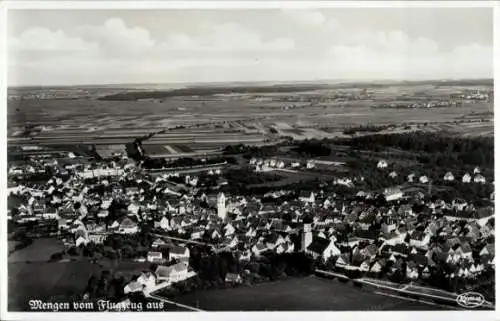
[249,157,341,172]
[8,153,495,293]
[376,160,489,185]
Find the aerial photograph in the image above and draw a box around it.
[4,5,495,314]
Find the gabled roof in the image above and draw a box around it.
[306,236,331,254]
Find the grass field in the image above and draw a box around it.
[168,276,449,311]
[8,260,100,311]
[8,238,66,263]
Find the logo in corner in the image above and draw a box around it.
[456,292,485,308]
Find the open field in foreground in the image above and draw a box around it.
[168,276,451,311]
[8,238,66,263]
[8,260,100,311]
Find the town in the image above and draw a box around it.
[7,128,495,311]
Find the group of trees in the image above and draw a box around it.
[292,139,331,157]
[223,144,279,159]
[141,156,229,170]
[224,168,283,187]
[336,132,493,168]
[343,125,391,135]
[98,84,332,101]
[159,249,316,297]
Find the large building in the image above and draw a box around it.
[217,192,227,220]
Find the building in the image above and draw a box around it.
[462,173,472,183]
[384,187,403,202]
[217,192,227,220]
[444,172,455,182]
[301,223,313,251]
[474,174,486,184]
[377,160,388,169]
[147,251,163,263]
[305,236,341,261]
[155,262,189,283]
[299,191,315,204]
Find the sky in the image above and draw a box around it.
[7,8,494,86]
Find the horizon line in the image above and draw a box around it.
[7,77,494,90]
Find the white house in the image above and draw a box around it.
[444,172,455,181]
[147,251,163,263]
[155,262,189,283]
[407,174,415,182]
[474,174,486,184]
[384,187,403,202]
[168,245,190,261]
[306,161,315,169]
[462,173,472,183]
[377,160,388,169]
[419,176,429,184]
[137,272,157,295]
[154,217,170,230]
[389,171,398,178]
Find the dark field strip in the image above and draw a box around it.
[168,276,449,311]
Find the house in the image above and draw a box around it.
[305,236,341,261]
[389,171,398,178]
[147,251,163,263]
[155,262,189,283]
[290,161,301,168]
[299,191,315,204]
[384,187,403,202]
[137,271,157,294]
[474,167,481,174]
[123,281,144,295]
[276,242,294,254]
[407,173,415,182]
[118,217,139,234]
[474,174,486,184]
[443,172,454,181]
[370,259,386,273]
[419,176,429,184]
[154,217,170,230]
[75,235,89,247]
[359,260,371,272]
[88,233,107,244]
[223,223,235,236]
[168,245,190,262]
[479,243,495,257]
[462,173,472,183]
[251,242,268,257]
[225,273,242,284]
[406,262,419,280]
[377,160,388,169]
[265,233,286,250]
[306,161,315,169]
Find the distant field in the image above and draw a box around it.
[8,83,493,149]
[168,276,448,311]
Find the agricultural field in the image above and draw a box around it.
[8,238,66,263]
[168,276,449,311]
[7,81,493,153]
[8,260,100,311]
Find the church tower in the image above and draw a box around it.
[217,192,227,220]
[301,223,313,251]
